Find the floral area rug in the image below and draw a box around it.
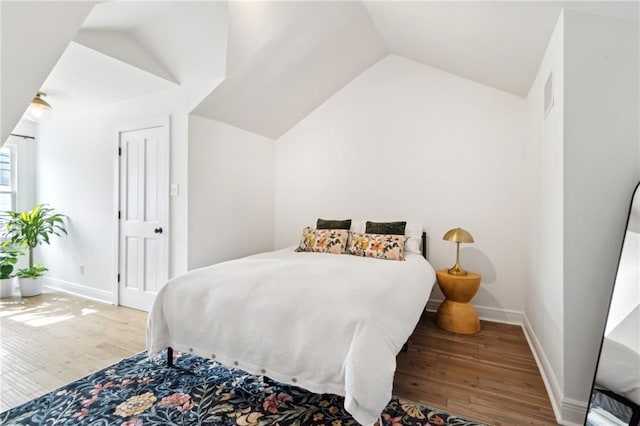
[1,351,488,426]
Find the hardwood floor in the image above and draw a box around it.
[1,290,557,424]
[395,313,557,425]
[0,289,147,412]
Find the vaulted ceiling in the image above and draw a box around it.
[44,1,228,113]
[2,1,638,143]
[0,1,96,144]
[192,1,387,138]
[79,1,229,86]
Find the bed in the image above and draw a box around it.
[147,232,435,426]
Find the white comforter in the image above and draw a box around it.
[147,248,435,425]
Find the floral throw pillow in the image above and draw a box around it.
[295,227,349,254]
[347,232,408,261]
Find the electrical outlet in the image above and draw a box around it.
[80,264,85,275]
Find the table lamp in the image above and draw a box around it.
[443,227,474,276]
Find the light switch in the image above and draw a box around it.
[170,184,179,197]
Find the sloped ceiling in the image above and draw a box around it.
[0,1,96,145]
[365,1,560,97]
[79,1,228,86]
[3,1,637,142]
[34,1,228,118]
[192,0,639,139]
[192,1,387,139]
[364,1,639,98]
[74,29,179,84]
[42,41,177,113]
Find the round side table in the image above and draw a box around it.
[435,269,482,334]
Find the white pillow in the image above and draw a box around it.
[350,220,365,233]
[404,223,424,254]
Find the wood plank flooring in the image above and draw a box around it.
[1,290,557,424]
[0,289,147,411]
[395,313,557,425]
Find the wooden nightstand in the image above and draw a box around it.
[435,269,482,334]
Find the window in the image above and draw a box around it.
[0,144,17,212]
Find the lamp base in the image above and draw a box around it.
[447,265,468,276]
[447,242,468,276]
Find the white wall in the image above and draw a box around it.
[36,87,191,301]
[188,115,274,269]
[275,54,529,318]
[525,10,566,415]
[526,9,639,425]
[563,8,639,414]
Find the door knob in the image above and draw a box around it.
[154,227,163,234]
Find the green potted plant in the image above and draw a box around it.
[0,246,23,298]
[1,205,67,297]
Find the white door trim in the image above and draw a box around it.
[113,116,170,306]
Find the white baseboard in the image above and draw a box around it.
[523,315,588,426]
[561,397,589,425]
[522,315,565,422]
[44,277,114,305]
[425,299,524,325]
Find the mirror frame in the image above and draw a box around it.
[586,180,640,425]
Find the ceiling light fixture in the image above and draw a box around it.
[24,92,53,123]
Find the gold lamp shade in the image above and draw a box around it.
[443,227,474,276]
[25,92,52,123]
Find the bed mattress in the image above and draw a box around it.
[147,247,435,425]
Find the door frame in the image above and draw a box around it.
[113,116,170,306]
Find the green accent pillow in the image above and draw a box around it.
[365,221,407,235]
[316,218,352,230]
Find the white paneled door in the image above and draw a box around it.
[118,124,169,311]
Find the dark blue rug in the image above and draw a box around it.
[1,351,488,425]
